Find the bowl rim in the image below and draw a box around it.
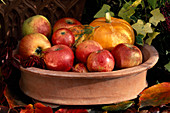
[20,44,159,79]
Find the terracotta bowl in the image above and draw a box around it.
[19,44,159,105]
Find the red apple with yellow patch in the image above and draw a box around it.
[53,17,81,33]
[87,49,115,72]
[43,44,74,71]
[111,43,143,69]
[75,40,103,64]
[22,15,52,38]
[19,33,51,58]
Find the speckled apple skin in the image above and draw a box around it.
[87,50,115,72]
[75,40,103,64]
[111,43,143,69]
[43,45,74,72]
[22,15,51,38]
[19,33,51,58]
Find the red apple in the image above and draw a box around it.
[53,17,81,33]
[75,40,103,64]
[22,15,52,38]
[51,28,75,47]
[111,43,143,69]
[19,33,51,58]
[72,63,88,73]
[43,44,74,71]
[87,50,115,72]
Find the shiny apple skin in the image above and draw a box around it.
[19,33,51,58]
[51,28,75,47]
[72,63,88,73]
[53,17,81,32]
[111,43,143,69]
[43,44,74,71]
[87,50,115,72]
[75,40,103,64]
[22,15,52,38]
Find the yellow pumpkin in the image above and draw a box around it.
[89,15,135,51]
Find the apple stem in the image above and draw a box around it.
[106,12,111,23]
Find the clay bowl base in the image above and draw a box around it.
[19,44,159,105]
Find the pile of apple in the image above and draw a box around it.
[18,15,143,72]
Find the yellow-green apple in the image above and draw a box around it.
[72,63,88,73]
[53,17,81,33]
[87,49,115,72]
[75,40,103,64]
[22,15,52,38]
[43,44,74,71]
[51,28,75,47]
[19,33,51,58]
[111,43,143,69]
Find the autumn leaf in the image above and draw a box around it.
[94,4,114,18]
[139,82,170,108]
[145,31,160,45]
[55,108,88,113]
[20,103,53,113]
[102,101,134,111]
[132,19,153,36]
[149,8,165,26]
[20,104,34,113]
[34,103,53,113]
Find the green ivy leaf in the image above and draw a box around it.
[149,8,165,26]
[94,4,114,18]
[118,1,135,22]
[164,61,170,72]
[102,101,134,111]
[118,0,142,22]
[146,31,160,45]
[135,34,145,46]
[132,19,153,36]
[147,0,157,9]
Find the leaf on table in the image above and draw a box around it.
[102,101,134,111]
[20,103,53,113]
[55,108,88,113]
[34,103,53,113]
[94,4,114,18]
[164,61,170,72]
[20,104,34,113]
[149,8,165,26]
[139,82,170,108]
[3,85,27,108]
[132,19,153,36]
[147,0,157,9]
[145,31,160,45]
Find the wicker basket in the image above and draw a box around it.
[0,0,86,41]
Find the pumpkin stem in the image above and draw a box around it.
[106,12,111,23]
